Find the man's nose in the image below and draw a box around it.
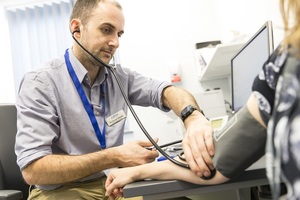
[108,34,119,49]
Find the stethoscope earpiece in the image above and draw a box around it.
[72,29,80,34]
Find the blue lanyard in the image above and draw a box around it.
[64,49,106,149]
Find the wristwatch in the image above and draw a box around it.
[180,105,198,122]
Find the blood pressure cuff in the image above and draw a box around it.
[212,106,267,179]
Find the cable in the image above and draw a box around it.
[72,33,189,169]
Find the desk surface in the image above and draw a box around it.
[123,157,268,200]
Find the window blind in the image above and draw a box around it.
[6,0,74,92]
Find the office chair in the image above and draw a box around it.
[0,159,23,200]
[0,104,29,200]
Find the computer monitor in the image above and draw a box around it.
[231,21,274,112]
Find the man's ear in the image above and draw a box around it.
[70,19,81,35]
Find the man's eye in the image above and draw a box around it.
[102,27,111,34]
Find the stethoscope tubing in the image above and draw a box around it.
[72,33,189,169]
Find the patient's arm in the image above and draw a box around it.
[105,157,228,198]
[247,93,266,128]
[105,93,267,198]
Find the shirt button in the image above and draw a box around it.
[96,112,100,115]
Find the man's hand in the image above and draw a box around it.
[114,139,159,167]
[161,85,215,178]
[182,112,215,178]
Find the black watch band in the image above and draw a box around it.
[180,105,197,122]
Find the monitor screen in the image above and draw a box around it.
[231,21,274,112]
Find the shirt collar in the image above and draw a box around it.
[68,47,108,86]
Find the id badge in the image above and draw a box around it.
[106,110,126,126]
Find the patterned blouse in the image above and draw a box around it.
[252,44,300,199]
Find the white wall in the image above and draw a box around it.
[117,0,284,144]
[118,0,221,143]
[0,0,284,144]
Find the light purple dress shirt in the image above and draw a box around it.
[15,48,171,190]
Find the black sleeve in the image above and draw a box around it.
[251,45,286,125]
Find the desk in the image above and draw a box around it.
[123,157,268,200]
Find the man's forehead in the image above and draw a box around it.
[92,3,124,32]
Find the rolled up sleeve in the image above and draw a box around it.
[15,70,59,170]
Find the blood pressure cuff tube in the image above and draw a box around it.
[212,106,267,179]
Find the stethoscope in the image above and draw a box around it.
[71,30,216,179]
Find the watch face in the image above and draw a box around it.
[181,105,197,121]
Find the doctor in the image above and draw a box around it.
[15,0,214,199]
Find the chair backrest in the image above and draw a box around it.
[0,104,29,199]
[0,159,5,190]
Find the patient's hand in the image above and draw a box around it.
[105,167,137,199]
